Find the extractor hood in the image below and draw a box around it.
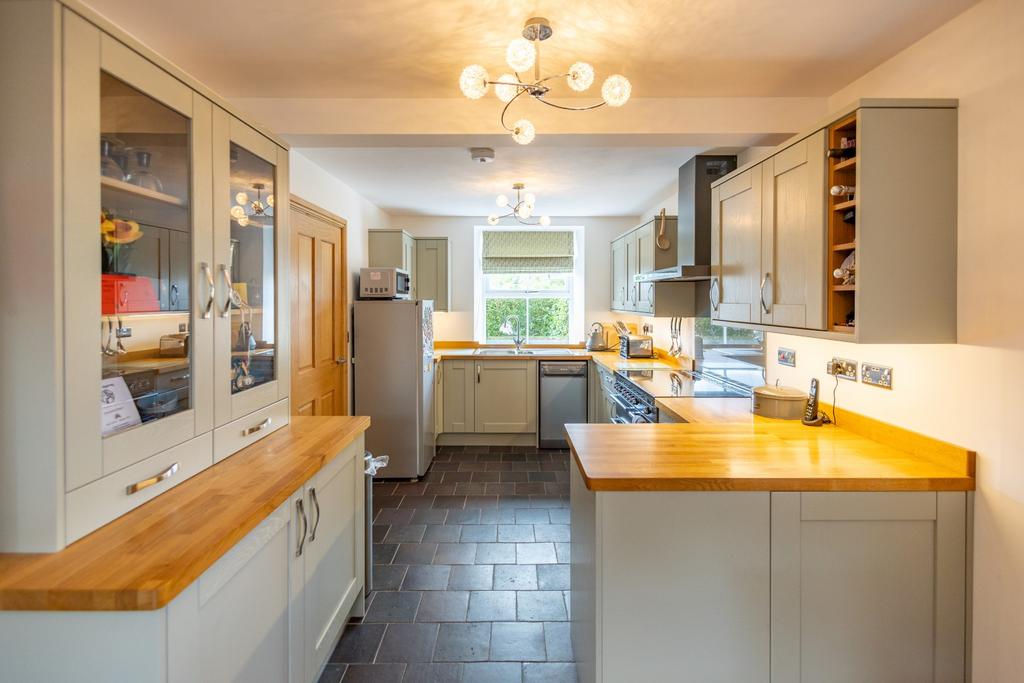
[635,154,737,282]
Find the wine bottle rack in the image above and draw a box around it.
[827,112,858,333]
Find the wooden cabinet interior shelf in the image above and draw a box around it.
[101,176,188,207]
[827,112,858,334]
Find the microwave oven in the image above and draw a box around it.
[359,267,411,299]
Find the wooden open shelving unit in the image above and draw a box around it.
[827,112,858,335]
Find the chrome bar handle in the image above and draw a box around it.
[308,488,321,542]
[243,417,272,437]
[295,498,307,557]
[126,462,179,495]
[200,262,215,319]
[476,364,481,383]
[218,264,233,318]
[760,273,771,314]
[709,278,721,311]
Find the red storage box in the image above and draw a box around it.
[102,274,160,314]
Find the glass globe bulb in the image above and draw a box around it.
[230,205,247,220]
[459,64,490,100]
[511,119,535,145]
[487,214,499,226]
[566,62,595,92]
[601,74,632,107]
[235,192,249,206]
[539,215,552,227]
[494,73,519,103]
[496,194,509,207]
[506,38,536,72]
[267,194,274,207]
[237,216,250,227]
[523,192,536,206]
[516,203,533,219]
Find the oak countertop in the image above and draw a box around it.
[0,416,370,611]
[433,347,688,371]
[566,419,975,493]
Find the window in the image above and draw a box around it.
[474,227,584,344]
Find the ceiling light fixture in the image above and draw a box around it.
[230,182,274,227]
[459,17,632,145]
[487,183,551,226]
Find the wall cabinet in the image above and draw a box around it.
[610,216,698,316]
[368,229,417,299]
[0,2,290,552]
[440,359,537,434]
[0,435,366,683]
[415,238,451,311]
[710,99,957,342]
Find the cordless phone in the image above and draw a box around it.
[802,378,824,426]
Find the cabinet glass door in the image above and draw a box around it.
[226,142,277,396]
[99,71,192,436]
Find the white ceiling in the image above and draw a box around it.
[83,0,977,98]
[298,146,707,217]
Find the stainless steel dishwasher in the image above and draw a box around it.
[538,361,589,449]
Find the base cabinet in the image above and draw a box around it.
[570,466,969,683]
[439,359,537,435]
[0,435,366,683]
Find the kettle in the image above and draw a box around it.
[586,323,609,351]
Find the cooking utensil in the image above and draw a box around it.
[116,316,128,354]
[586,323,608,351]
[656,208,671,250]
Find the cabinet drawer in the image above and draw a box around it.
[66,432,213,544]
[213,398,289,463]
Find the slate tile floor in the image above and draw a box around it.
[319,446,576,683]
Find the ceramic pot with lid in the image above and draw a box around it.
[752,383,808,419]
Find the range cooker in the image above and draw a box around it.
[609,367,750,423]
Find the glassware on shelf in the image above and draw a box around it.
[127,148,164,192]
[100,138,126,180]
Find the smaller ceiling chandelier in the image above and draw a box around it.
[487,183,551,226]
[459,17,631,145]
[229,183,274,227]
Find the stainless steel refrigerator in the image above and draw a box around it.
[353,299,435,479]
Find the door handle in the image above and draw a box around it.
[218,264,233,318]
[170,283,179,309]
[336,357,348,365]
[308,487,321,542]
[126,462,179,495]
[200,262,215,319]
[476,364,481,383]
[295,498,307,557]
[760,273,771,314]
[710,278,721,311]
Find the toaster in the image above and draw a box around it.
[619,333,654,358]
[159,333,189,358]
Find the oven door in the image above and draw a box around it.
[609,391,651,424]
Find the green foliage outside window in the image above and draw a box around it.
[485,297,569,342]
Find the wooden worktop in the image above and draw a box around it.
[0,416,370,611]
[565,417,975,493]
[433,346,688,370]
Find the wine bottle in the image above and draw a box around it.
[830,184,855,197]
[826,147,856,159]
[842,209,856,224]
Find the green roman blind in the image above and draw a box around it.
[482,231,575,274]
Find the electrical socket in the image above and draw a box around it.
[826,357,858,381]
[862,363,893,389]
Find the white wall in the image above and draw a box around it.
[289,151,392,304]
[762,0,1024,677]
[395,216,639,341]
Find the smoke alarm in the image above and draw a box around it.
[470,147,495,164]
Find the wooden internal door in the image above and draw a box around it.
[290,197,347,416]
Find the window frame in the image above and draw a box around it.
[473,225,585,345]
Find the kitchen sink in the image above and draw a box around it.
[473,348,580,356]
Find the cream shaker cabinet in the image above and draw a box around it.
[439,359,537,434]
[368,229,417,298]
[710,166,764,324]
[611,216,693,316]
[415,238,451,311]
[610,237,629,311]
[0,1,290,552]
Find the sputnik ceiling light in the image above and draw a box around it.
[229,183,274,227]
[488,183,551,226]
[459,17,632,145]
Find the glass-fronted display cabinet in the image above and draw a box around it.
[99,71,193,435]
